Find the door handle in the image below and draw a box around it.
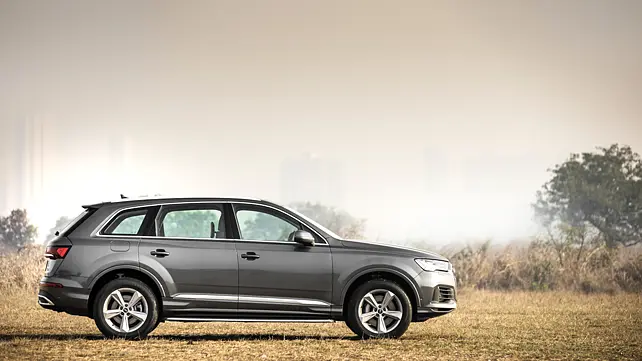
[241,252,260,260]
[150,249,170,257]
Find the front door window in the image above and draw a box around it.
[235,209,298,241]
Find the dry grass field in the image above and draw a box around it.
[0,290,640,361]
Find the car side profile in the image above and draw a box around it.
[39,197,457,339]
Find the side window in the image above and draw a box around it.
[157,206,225,239]
[236,209,298,241]
[102,209,148,235]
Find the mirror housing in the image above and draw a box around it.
[290,230,315,247]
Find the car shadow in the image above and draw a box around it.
[0,333,360,341]
[151,334,359,341]
[0,334,105,341]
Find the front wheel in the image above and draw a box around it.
[93,277,160,339]
[346,279,412,339]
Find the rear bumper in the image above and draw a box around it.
[38,276,90,317]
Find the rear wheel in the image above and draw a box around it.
[345,279,412,339]
[93,277,159,339]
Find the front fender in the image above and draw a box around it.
[334,255,422,307]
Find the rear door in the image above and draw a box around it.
[232,203,333,320]
[138,203,238,318]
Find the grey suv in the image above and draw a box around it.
[39,197,456,339]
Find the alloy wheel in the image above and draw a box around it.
[357,289,403,334]
[102,287,148,333]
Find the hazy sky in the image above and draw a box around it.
[1,0,641,243]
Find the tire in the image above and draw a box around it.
[93,277,160,339]
[345,279,412,339]
[345,313,362,336]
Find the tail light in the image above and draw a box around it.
[40,281,63,288]
[45,246,71,260]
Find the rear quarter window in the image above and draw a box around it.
[59,209,94,237]
[101,208,150,236]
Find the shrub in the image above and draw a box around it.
[0,244,45,294]
[442,226,642,293]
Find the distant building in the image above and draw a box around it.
[423,147,460,197]
[0,153,9,215]
[279,153,344,207]
[416,147,468,241]
[107,133,133,193]
[3,117,45,213]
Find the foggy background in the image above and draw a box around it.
[1,0,641,245]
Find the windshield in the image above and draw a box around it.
[284,205,344,240]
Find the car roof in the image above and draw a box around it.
[83,195,267,209]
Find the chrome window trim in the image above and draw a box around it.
[235,239,329,247]
[92,234,328,247]
[91,200,329,245]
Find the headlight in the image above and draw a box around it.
[415,258,450,272]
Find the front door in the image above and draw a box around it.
[138,203,238,318]
[232,203,333,320]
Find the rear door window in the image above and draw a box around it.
[155,204,226,239]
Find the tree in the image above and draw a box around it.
[534,144,642,247]
[290,202,366,239]
[0,209,38,250]
[46,216,72,242]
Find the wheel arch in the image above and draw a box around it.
[87,266,165,318]
[341,268,420,318]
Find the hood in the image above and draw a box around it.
[340,239,449,261]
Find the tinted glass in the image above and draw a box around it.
[103,209,148,235]
[236,209,298,241]
[159,209,224,239]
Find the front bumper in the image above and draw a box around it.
[413,269,457,321]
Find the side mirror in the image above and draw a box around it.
[290,230,315,247]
